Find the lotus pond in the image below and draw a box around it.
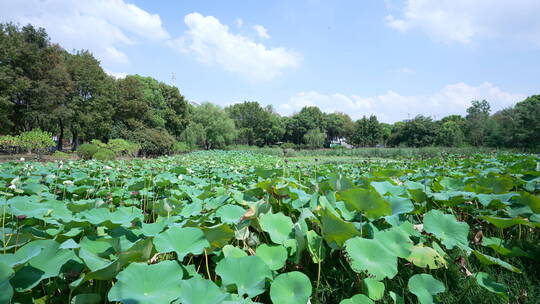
[0,151,539,303]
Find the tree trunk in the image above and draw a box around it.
[57,118,64,151]
[72,130,79,151]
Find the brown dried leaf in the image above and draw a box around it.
[472,230,484,245]
[455,256,473,276]
[240,206,256,221]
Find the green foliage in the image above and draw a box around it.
[106,139,140,156]
[466,100,491,146]
[0,151,539,303]
[16,129,55,154]
[389,115,439,147]
[92,149,116,161]
[172,141,192,153]
[183,102,237,149]
[350,115,383,147]
[226,101,284,146]
[303,128,326,148]
[51,151,70,160]
[77,143,99,160]
[132,128,175,156]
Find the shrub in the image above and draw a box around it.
[132,128,175,156]
[172,141,191,154]
[281,142,297,149]
[107,139,140,157]
[77,144,99,160]
[90,139,108,149]
[52,151,70,160]
[0,135,19,153]
[93,149,116,161]
[17,129,55,155]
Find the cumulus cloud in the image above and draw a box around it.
[0,0,170,65]
[280,82,527,123]
[253,25,270,39]
[104,69,128,79]
[384,0,540,46]
[171,13,301,80]
[235,18,243,28]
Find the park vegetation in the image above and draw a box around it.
[1,23,539,157]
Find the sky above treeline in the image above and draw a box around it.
[1,0,539,123]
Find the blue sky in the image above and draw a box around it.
[2,0,539,122]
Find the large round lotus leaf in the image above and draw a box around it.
[0,262,14,304]
[256,244,288,270]
[259,212,293,244]
[269,271,312,304]
[319,208,361,249]
[371,181,407,197]
[10,240,77,291]
[407,274,445,304]
[202,224,234,249]
[217,205,246,224]
[108,261,183,304]
[345,237,398,280]
[515,191,540,213]
[175,277,228,304]
[406,244,447,269]
[216,256,272,298]
[339,294,374,304]
[0,240,44,267]
[338,188,392,220]
[363,278,385,300]
[153,227,210,261]
[475,272,508,300]
[423,210,469,250]
[222,245,248,258]
[374,226,413,258]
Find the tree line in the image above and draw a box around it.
[1,23,539,155]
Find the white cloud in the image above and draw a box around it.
[280,82,526,123]
[397,67,415,74]
[253,25,270,39]
[104,69,128,79]
[235,18,243,28]
[172,13,301,80]
[0,0,170,65]
[385,0,540,46]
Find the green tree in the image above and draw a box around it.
[0,23,72,141]
[389,116,438,147]
[65,50,114,149]
[350,115,382,147]
[184,103,237,149]
[466,100,491,146]
[303,128,326,148]
[436,121,465,147]
[226,101,284,146]
[285,106,326,144]
[325,112,354,143]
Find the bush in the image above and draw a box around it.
[77,144,99,160]
[281,142,298,149]
[107,139,140,157]
[52,151,70,160]
[0,135,19,153]
[132,128,175,156]
[17,129,55,155]
[173,141,191,154]
[93,149,116,161]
